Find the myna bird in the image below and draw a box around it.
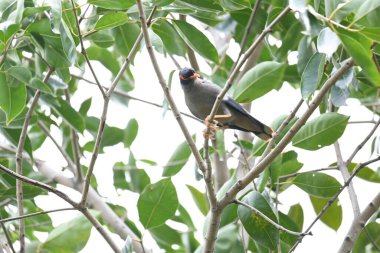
[179,67,274,141]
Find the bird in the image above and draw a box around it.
[179,67,274,141]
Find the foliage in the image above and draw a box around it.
[0,0,380,253]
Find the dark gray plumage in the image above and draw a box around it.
[179,67,273,141]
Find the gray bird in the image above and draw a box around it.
[179,67,273,141]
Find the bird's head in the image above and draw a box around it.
[179,67,200,84]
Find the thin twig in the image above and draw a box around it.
[37,121,77,172]
[64,89,83,182]
[79,6,158,207]
[307,6,360,32]
[0,208,77,223]
[0,35,15,67]
[179,15,200,71]
[69,0,106,97]
[204,6,291,158]
[15,67,54,253]
[1,222,16,253]
[259,99,304,162]
[346,118,380,165]
[234,200,312,237]
[290,156,380,252]
[233,0,262,70]
[0,163,121,253]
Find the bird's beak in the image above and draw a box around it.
[190,73,200,79]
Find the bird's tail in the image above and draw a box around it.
[248,116,274,141]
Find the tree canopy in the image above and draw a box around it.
[0,0,380,253]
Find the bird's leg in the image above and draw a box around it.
[203,114,231,139]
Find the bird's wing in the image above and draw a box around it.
[223,96,250,116]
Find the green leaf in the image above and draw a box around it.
[162,139,192,177]
[60,20,77,64]
[1,185,44,199]
[336,28,380,86]
[214,223,244,253]
[23,6,50,19]
[85,116,124,149]
[233,61,286,103]
[172,20,219,63]
[153,0,176,7]
[186,185,209,216]
[238,191,278,250]
[278,212,300,247]
[137,178,178,229]
[292,112,349,150]
[124,118,138,148]
[94,12,130,31]
[28,78,53,94]
[317,28,340,58]
[113,159,151,193]
[353,222,380,253]
[288,203,304,230]
[0,72,27,125]
[310,195,342,230]
[300,53,326,99]
[152,19,186,57]
[87,32,115,48]
[0,128,33,158]
[87,45,120,75]
[51,98,85,133]
[79,97,92,116]
[88,0,135,10]
[293,172,341,198]
[113,23,140,57]
[7,66,32,83]
[297,36,314,75]
[347,163,380,183]
[219,0,250,11]
[353,0,380,24]
[361,27,380,42]
[149,224,182,250]
[39,215,92,253]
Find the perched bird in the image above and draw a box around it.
[179,67,274,141]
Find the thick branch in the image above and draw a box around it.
[338,192,380,253]
[334,141,360,217]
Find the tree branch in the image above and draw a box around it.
[15,67,54,253]
[334,141,360,217]
[0,163,121,253]
[1,222,16,253]
[79,6,157,207]
[35,160,146,252]
[69,0,106,97]
[0,208,76,223]
[234,200,312,237]
[200,59,354,253]
[346,117,380,165]
[338,191,380,253]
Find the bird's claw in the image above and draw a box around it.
[204,115,218,140]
